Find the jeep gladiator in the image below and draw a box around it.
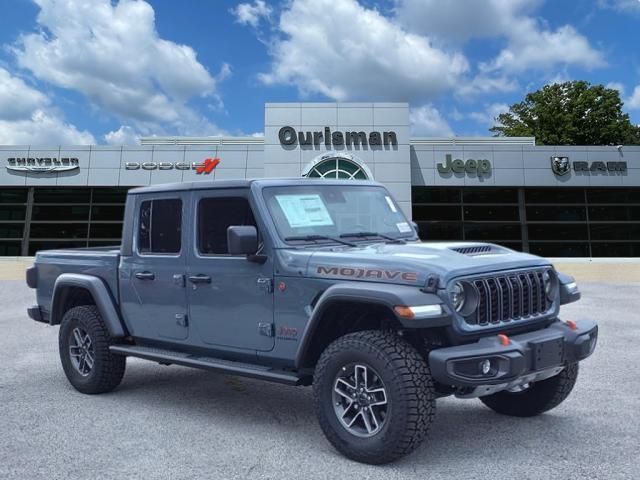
[26,178,598,464]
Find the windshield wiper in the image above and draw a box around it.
[284,234,357,247]
[339,231,406,244]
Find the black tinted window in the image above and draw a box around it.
[198,197,257,254]
[138,198,182,254]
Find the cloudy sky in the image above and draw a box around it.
[0,0,639,144]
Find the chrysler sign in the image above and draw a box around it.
[6,157,79,173]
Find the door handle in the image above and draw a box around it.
[135,271,155,280]
[188,274,211,284]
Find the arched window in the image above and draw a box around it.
[302,154,372,180]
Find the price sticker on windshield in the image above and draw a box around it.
[396,222,412,233]
[275,194,334,228]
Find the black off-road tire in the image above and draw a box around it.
[480,363,579,417]
[313,330,436,464]
[58,305,126,394]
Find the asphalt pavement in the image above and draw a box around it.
[1,280,638,480]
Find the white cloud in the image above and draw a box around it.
[396,0,604,80]
[483,22,605,73]
[410,105,454,136]
[13,0,226,135]
[457,74,519,97]
[0,110,95,144]
[598,0,640,14]
[627,85,640,110]
[468,103,510,126]
[104,125,139,145]
[395,0,540,43]
[0,66,95,144]
[231,0,272,27]
[0,68,49,120]
[607,82,625,96]
[258,0,468,101]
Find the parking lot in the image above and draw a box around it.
[1,277,639,480]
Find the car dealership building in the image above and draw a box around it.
[1,102,638,257]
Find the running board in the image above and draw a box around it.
[110,345,304,386]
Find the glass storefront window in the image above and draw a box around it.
[0,189,27,203]
[32,205,90,221]
[464,223,521,241]
[89,223,123,239]
[525,188,585,204]
[0,242,21,255]
[526,205,587,222]
[91,205,125,221]
[527,223,589,241]
[413,205,462,221]
[30,223,88,239]
[0,206,26,221]
[464,205,520,221]
[92,188,130,203]
[33,188,91,203]
[416,222,463,240]
[0,224,24,239]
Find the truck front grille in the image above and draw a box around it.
[468,270,550,326]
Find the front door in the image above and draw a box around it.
[119,193,189,341]
[186,189,274,351]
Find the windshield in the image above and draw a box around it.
[263,184,416,244]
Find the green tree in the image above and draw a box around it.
[490,81,640,145]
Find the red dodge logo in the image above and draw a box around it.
[196,157,220,174]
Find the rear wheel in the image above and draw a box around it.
[313,330,435,464]
[59,305,126,394]
[480,363,579,417]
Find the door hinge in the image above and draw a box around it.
[256,277,273,294]
[175,313,188,327]
[258,322,274,337]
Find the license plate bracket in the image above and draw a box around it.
[530,336,565,370]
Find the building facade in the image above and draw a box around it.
[1,102,638,257]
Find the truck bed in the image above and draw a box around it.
[33,246,121,319]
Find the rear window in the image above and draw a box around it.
[138,198,182,254]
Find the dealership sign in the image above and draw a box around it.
[551,156,627,176]
[125,157,220,174]
[437,154,491,176]
[278,126,398,147]
[6,157,79,173]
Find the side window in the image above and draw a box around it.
[198,197,257,255]
[138,198,182,254]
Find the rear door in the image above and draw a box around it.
[119,192,189,341]
[186,189,274,351]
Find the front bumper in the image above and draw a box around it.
[428,319,598,391]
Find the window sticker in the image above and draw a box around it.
[396,222,412,233]
[385,196,398,213]
[275,194,334,228]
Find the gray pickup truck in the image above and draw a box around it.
[26,178,597,464]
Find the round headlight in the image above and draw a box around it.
[450,281,466,312]
[542,270,553,297]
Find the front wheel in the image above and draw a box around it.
[59,305,126,394]
[313,331,435,464]
[480,363,579,417]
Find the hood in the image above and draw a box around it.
[276,241,550,288]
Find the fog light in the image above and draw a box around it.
[480,359,492,375]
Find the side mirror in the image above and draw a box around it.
[227,225,258,255]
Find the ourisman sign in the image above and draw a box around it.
[278,126,398,147]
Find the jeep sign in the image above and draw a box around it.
[437,154,491,176]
